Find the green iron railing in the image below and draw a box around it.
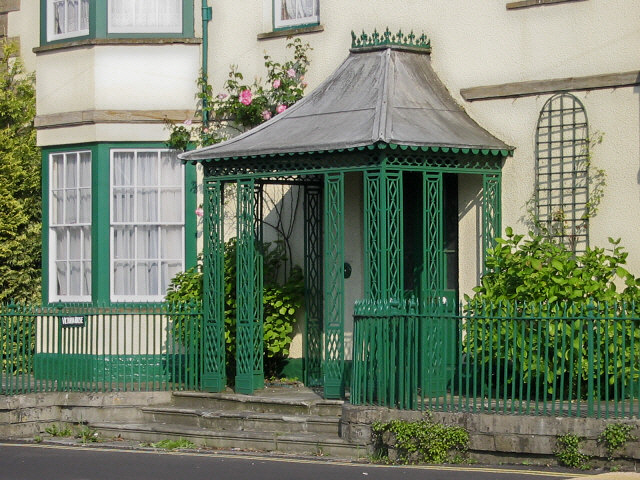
[352,299,640,418]
[1,302,203,395]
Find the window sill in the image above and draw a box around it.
[506,0,587,9]
[34,37,202,54]
[257,24,324,41]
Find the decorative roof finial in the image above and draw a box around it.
[351,28,431,52]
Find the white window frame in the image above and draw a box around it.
[49,151,92,303]
[47,0,90,42]
[274,0,319,29]
[107,0,183,34]
[109,149,185,303]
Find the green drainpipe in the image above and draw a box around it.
[201,0,212,127]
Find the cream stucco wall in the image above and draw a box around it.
[205,0,640,286]
[7,0,39,72]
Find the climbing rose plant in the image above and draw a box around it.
[166,38,311,150]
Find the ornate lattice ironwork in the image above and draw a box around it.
[202,180,226,392]
[535,93,589,252]
[323,173,345,398]
[202,148,504,180]
[351,28,431,51]
[482,173,502,270]
[304,184,323,387]
[235,178,262,394]
[422,172,444,299]
[364,171,382,301]
[385,170,404,301]
[252,183,265,390]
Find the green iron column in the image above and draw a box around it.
[304,183,323,387]
[482,173,502,272]
[422,172,444,298]
[323,172,344,398]
[252,183,265,391]
[201,179,226,392]
[235,178,263,394]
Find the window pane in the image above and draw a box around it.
[80,0,89,30]
[137,151,159,186]
[55,228,67,258]
[79,187,91,223]
[159,188,182,222]
[137,188,158,222]
[54,1,65,34]
[161,261,182,295]
[67,0,78,33]
[83,261,92,295]
[160,151,181,185]
[276,0,319,28]
[65,190,77,224]
[51,154,64,189]
[66,152,77,188]
[112,188,135,223]
[136,261,158,296]
[136,226,159,259]
[113,261,134,295]
[52,191,64,225]
[69,228,81,260]
[161,226,182,258]
[69,261,81,295]
[56,261,67,296]
[112,151,135,187]
[112,227,135,260]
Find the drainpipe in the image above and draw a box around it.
[201,0,212,127]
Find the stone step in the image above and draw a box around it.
[91,422,370,459]
[142,406,341,435]
[172,390,343,417]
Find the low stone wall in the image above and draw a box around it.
[0,391,171,439]
[341,404,640,465]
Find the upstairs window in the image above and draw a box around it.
[274,0,319,29]
[108,0,183,34]
[47,0,90,41]
[535,93,590,253]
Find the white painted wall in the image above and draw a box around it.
[7,0,39,73]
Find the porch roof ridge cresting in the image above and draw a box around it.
[179,28,514,164]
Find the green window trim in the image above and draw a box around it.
[40,0,195,47]
[42,142,198,306]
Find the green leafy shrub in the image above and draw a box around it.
[151,438,195,450]
[555,433,591,469]
[1,309,35,375]
[464,229,640,401]
[372,417,469,464]
[598,423,637,461]
[165,238,304,379]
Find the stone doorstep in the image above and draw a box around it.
[172,391,344,416]
[91,422,370,458]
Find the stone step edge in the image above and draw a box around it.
[92,422,368,447]
[142,406,342,424]
[172,391,344,408]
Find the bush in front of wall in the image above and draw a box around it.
[372,416,469,464]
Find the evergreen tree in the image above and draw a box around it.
[0,42,41,302]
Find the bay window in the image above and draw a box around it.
[110,149,185,302]
[274,0,319,29]
[49,151,92,302]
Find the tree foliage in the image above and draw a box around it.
[0,42,41,303]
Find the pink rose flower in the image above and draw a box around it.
[272,79,281,89]
[286,68,296,78]
[183,119,192,126]
[195,207,204,217]
[217,93,228,100]
[239,89,253,105]
[276,104,287,114]
[302,81,308,88]
[261,110,272,120]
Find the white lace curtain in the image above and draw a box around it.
[52,0,89,36]
[282,0,317,20]
[108,0,182,32]
[111,151,183,299]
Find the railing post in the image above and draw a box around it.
[587,299,595,417]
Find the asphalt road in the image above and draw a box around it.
[0,442,581,480]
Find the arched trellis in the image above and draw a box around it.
[197,146,505,399]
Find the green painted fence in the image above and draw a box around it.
[1,302,203,394]
[352,299,640,418]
